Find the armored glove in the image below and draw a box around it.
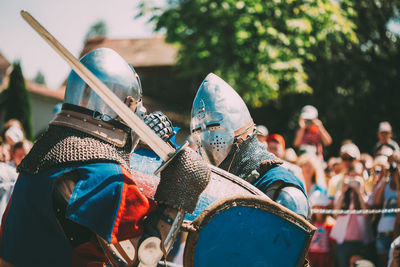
[144,111,175,142]
[155,147,210,213]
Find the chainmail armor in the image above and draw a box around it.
[156,147,210,213]
[18,125,132,175]
[218,135,282,181]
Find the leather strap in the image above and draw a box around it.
[234,120,255,144]
[50,110,128,148]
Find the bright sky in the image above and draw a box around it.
[0,0,156,89]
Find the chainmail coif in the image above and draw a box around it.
[218,135,282,180]
[18,125,132,175]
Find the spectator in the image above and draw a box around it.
[325,157,343,184]
[308,191,335,267]
[0,162,18,221]
[1,119,25,144]
[297,153,327,196]
[0,140,31,222]
[330,167,373,267]
[349,247,375,267]
[255,125,268,146]
[267,133,286,158]
[388,236,400,267]
[293,105,332,160]
[0,144,10,163]
[373,121,400,156]
[373,154,398,267]
[391,150,400,244]
[360,153,374,181]
[1,119,26,164]
[53,102,63,117]
[267,133,305,184]
[352,259,376,267]
[365,155,389,197]
[8,140,32,168]
[327,143,361,199]
[284,147,298,164]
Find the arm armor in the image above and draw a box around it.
[274,186,311,220]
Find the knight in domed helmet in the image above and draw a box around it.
[191,73,310,220]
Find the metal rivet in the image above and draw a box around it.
[98,124,102,127]
[66,114,71,118]
[82,118,87,122]
[112,127,116,131]
[139,188,143,192]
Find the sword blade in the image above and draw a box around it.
[20,10,174,161]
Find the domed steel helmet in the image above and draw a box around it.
[64,47,145,119]
[191,73,254,166]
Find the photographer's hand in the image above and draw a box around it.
[299,118,306,129]
[313,119,322,128]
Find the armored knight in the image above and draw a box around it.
[191,73,310,219]
[0,48,209,267]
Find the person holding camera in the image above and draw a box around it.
[293,105,332,160]
[373,122,400,156]
[373,153,399,267]
[330,162,373,267]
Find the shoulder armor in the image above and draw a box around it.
[274,186,311,220]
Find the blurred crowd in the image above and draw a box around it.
[0,119,32,222]
[257,105,400,267]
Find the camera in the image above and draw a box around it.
[343,178,359,189]
[390,162,398,173]
[305,119,313,125]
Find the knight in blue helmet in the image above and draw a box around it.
[191,73,310,220]
[0,48,210,267]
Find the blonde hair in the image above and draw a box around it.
[297,153,327,190]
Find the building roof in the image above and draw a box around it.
[26,80,64,101]
[0,52,11,76]
[80,37,178,67]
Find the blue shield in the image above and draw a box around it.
[130,149,315,266]
[183,196,315,267]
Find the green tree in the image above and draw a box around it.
[302,0,400,154]
[3,62,33,140]
[33,70,46,85]
[85,20,108,40]
[139,0,357,107]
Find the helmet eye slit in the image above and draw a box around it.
[206,123,220,128]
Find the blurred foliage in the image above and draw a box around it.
[2,62,33,140]
[138,0,400,156]
[33,70,46,85]
[138,0,357,107]
[251,0,400,156]
[85,20,108,40]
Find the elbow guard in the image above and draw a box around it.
[274,186,311,220]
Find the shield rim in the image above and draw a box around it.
[183,195,316,267]
[207,164,266,196]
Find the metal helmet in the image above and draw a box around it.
[191,73,254,166]
[64,47,145,119]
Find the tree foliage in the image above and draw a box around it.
[3,62,33,140]
[139,0,358,107]
[251,0,400,155]
[33,70,46,85]
[138,0,400,156]
[85,20,108,40]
